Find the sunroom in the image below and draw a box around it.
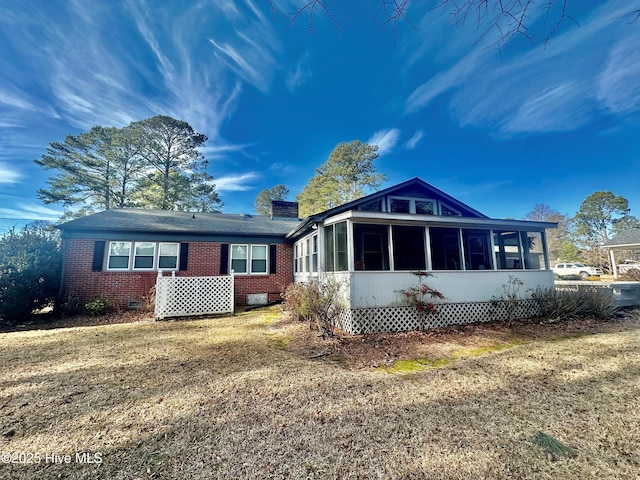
[288,178,557,333]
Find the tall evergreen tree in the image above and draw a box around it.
[296,141,386,217]
[574,191,631,245]
[253,185,289,216]
[131,115,221,211]
[34,115,222,216]
[35,126,125,213]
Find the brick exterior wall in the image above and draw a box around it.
[61,239,293,309]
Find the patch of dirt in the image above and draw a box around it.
[285,308,640,370]
[2,309,155,333]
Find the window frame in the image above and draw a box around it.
[392,225,427,271]
[158,242,179,270]
[230,244,249,274]
[354,224,390,271]
[106,241,180,271]
[133,241,156,270]
[388,196,437,215]
[324,221,348,272]
[439,203,461,217]
[107,241,132,270]
[229,243,270,275]
[251,244,268,274]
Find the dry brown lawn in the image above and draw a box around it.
[1,308,639,479]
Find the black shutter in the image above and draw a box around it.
[220,243,229,274]
[269,244,277,274]
[92,241,105,271]
[179,243,189,271]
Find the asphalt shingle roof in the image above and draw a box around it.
[603,228,640,248]
[57,208,301,237]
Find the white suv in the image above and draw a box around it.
[617,261,640,275]
[553,263,603,279]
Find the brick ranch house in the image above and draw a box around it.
[57,178,557,332]
[57,201,300,308]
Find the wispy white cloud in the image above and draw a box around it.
[128,0,175,83]
[202,141,252,160]
[597,34,640,115]
[0,203,63,221]
[215,172,260,191]
[0,0,277,145]
[0,163,22,183]
[0,91,35,111]
[286,52,312,92]
[269,161,296,174]
[405,47,485,114]
[404,130,425,149]
[368,128,401,156]
[503,82,591,133]
[207,0,280,93]
[403,0,640,135]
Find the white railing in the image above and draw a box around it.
[154,271,234,319]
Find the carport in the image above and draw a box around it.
[603,228,640,279]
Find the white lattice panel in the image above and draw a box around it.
[338,300,542,334]
[155,273,234,319]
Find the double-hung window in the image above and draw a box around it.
[134,242,156,269]
[158,243,179,269]
[230,244,268,274]
[108,242,132,269]
[231,245,248,273]
[106,241,179,271]
[251,245,267,273]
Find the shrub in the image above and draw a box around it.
[555,274,582,281]
[281,279,345,336]
[491,275,526,324]
[619,268,640,282]
[532,287,617,322]
[0,222,62,326]
[85,296,110,316]
[397,271,445,314]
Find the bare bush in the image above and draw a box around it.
[532,287,617,322]
[281,278,345,336]
[619,268,640,282]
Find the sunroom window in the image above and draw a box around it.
[389,198,411,213]
[304,237,311,272]
[462,230,492,270]
[324,222,348,272]
[392,225,426,270]
[354,224,389,271]
[522,231,547,269]
[440,204,461,216]
[415,200,434,215]
[493,231,522,269]
[430,227,462,270]
[388,197,436,215]
[311,235,318,272]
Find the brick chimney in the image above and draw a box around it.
[270,200,299,219]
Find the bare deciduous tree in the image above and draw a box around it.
[270,1,639,47]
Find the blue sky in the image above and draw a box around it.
[1,0,639,234]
